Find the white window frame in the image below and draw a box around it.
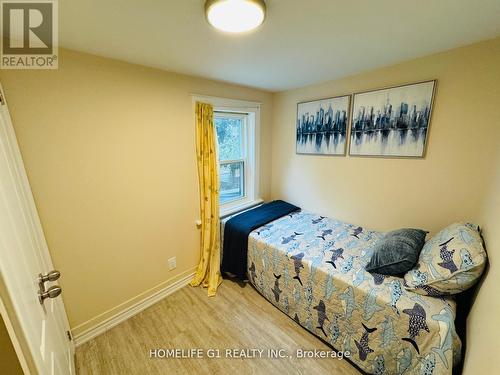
[192,95,262,217]
[214,111,247,203]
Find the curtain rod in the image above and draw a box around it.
[214,110,250,115]
[190,93,262,107]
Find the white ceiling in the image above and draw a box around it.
[60,0,500,92]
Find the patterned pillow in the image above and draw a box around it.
[404,222,487,296]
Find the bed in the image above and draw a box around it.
[244,210,462,375]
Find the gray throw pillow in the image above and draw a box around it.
[365,228,427,276]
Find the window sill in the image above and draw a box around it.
[220,198,264,219]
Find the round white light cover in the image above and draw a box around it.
[206,0,265,33]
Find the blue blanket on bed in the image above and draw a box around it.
[221,200,300,278]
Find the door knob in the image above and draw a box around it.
[38,286,62,305]
[38,270,61,283]
[37,270,62,305]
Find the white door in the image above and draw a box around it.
[0,84,75,375]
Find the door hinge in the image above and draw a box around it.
[67,330,72,341]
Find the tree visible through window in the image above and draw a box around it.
[215,113,247,204]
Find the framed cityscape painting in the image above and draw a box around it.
[296,95,350,155]
[349,80,436,158]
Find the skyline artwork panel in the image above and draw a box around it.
[349,81,435,157]
[296,95,350,155]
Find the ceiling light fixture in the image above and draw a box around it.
[205,0,266,33]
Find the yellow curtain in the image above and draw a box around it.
[190,102,222,296]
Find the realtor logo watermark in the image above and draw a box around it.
[1,0,58,69]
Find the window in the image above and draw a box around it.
[193,95,261,215]
[215,109,257,213]
[215,112,247,204]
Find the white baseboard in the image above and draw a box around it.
[73,271,195,347]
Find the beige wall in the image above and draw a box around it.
[271,37,500,234]
[271,37,500,373]
[0,315,24,375]
[464,149,500,374]
[0,49,273,333]
[0,274,35,374]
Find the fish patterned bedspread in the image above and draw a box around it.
[246,211,461,375]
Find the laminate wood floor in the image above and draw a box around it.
[76,279,358,375]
